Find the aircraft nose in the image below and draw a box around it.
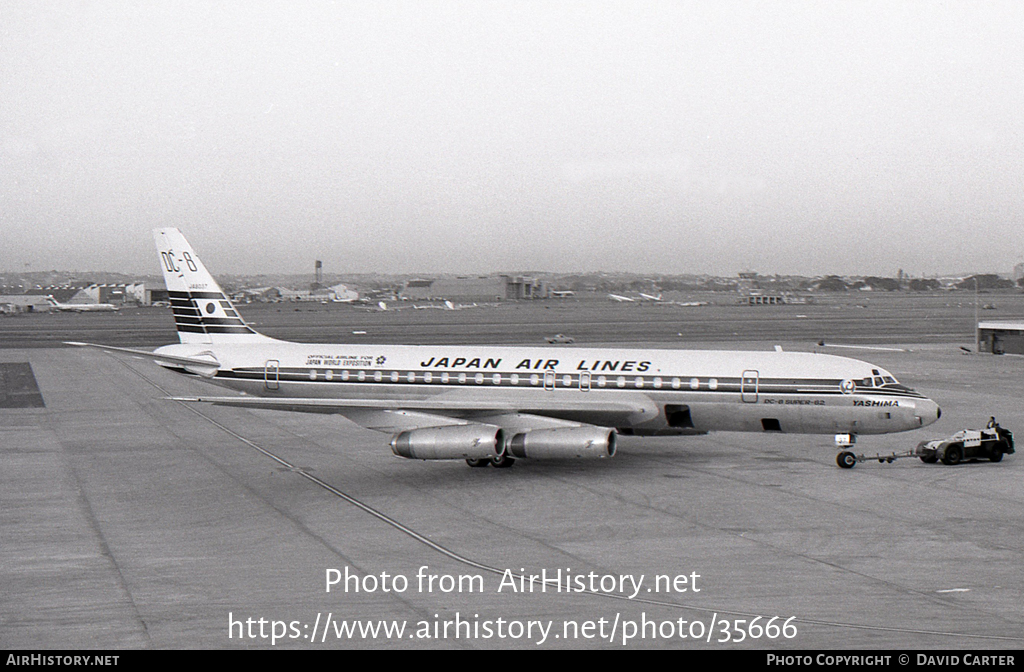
[914,399,941,427]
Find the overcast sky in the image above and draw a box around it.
[2,1,1022,277]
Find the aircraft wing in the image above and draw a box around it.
[169,395,644,415]
[169,394,653,434]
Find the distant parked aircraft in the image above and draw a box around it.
[47,297,119,312]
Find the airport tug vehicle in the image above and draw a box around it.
[915,427,1014,465]
[835,428,1014,468]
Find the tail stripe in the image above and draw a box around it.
[165,289,258,336]
[168,290,225,300]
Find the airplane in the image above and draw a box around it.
[610,292,665,304]
[409,300,484,311]
[47,297,120,312]
[68,228,941,469]
[413,300,456,310]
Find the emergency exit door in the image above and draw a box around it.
[265,360,280,390]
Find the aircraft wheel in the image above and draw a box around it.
[490,454,516,469]
[989,448,1003,463]
[920,455,938,464]
[941,444,963,466]
[837,451,856,469]
[466,458,490,468]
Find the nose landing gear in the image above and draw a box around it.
[837,451,857,469]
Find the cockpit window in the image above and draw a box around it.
[883,376,895,383]
[861,377,873,387]
[873,376,884,387]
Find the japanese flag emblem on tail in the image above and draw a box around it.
[154,228,277,345]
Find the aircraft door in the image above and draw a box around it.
[741,370,759,403]
[579,371,591,391]
[265,360,280,390]
[543,369,556,391]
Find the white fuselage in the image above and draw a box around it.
[156,341,940,436]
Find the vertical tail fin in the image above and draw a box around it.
[153,228,276,344]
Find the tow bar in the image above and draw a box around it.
[834,434,916,469]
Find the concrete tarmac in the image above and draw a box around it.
[2,333,1023,649]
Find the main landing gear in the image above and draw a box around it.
[466,455,516,469]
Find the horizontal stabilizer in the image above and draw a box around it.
[65,342,220,376]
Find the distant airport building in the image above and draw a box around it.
[0,295,54,313]
[402,279,435,299]
[739,293,809,305]
[978,321,1024,356]
[24,287,79,303]
[143,283,169,305]
[741,294,784,305]
[401,275,546,301]
[270,287,316,301]
[26,283,140,306]
[736,271,760,295]
[327,283,358,302]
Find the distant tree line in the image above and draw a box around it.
[955,274,1016,290]
[810,274,1019,292]
[909,278,941,291]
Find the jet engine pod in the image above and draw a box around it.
[390,425,505,460]
[508,426,617,459]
